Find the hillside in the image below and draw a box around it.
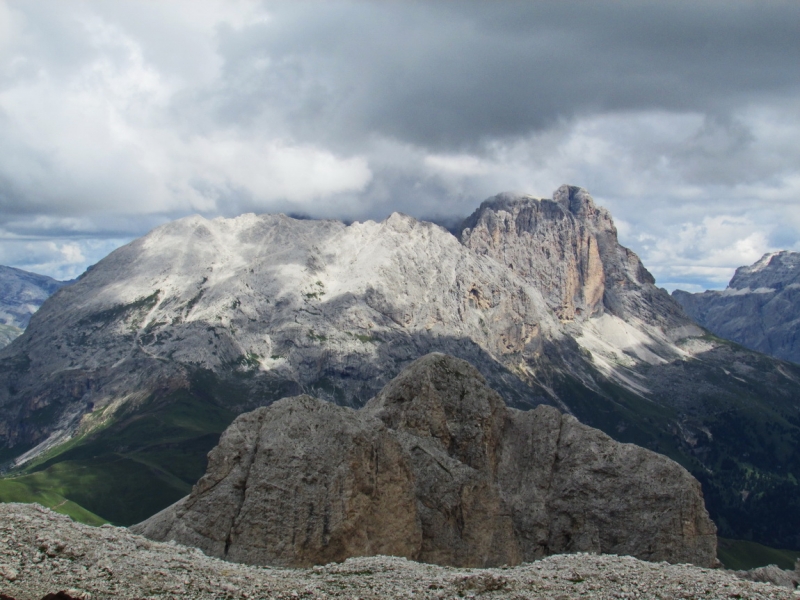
[1,185,799,552]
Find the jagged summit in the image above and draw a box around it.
[674,250,800,364]
[460,185,600,228]
[554,184,598,216]
[459,185,670,322]
[729,250,800,290]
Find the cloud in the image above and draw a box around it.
[0,232,130,281]
[0,1,799,287]
[634,215,775,292]
[205,1,800,150]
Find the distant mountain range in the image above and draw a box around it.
[1,185,799,552]
[674,251,800,364]
[0,266,69,349]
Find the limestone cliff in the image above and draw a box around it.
[133,354,717,568]
[459,186,686,329]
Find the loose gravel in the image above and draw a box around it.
[1,504,797,599]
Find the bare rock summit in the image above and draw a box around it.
[133,353,717,569]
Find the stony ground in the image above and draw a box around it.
[0,504,796,600]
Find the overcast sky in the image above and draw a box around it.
[1,1,799,291]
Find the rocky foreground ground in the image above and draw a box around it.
[1,504,797,599]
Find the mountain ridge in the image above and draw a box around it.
[673,251,800,364]
[1,185,799,551]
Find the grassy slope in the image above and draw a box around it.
[2,382,237,526]
[0,478,106,525]
[718,537,800,571]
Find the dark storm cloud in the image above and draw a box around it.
[205,0,800,151]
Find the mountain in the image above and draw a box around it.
[673,251,800,364]
[1,185,799,552]
[133,353,716,568]
[0,265,68,349]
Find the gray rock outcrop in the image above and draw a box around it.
[133,353,717,568]
[673,251,800,363]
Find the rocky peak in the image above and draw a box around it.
[673,250,800,364]
[553,183,598,217]
[729,251,800,290]
[364,353,506,473]
[133,353,717,569]
[458,185,665,324]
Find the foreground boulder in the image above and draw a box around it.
[133,353,717,568]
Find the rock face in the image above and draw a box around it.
[459,187,681,326]
[0,265,68,349]
[673,251,800,364]
[133,354,717,568]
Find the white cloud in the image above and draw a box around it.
[0,1,371,221]
[0,234,130,280]
[641,215,774,290]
